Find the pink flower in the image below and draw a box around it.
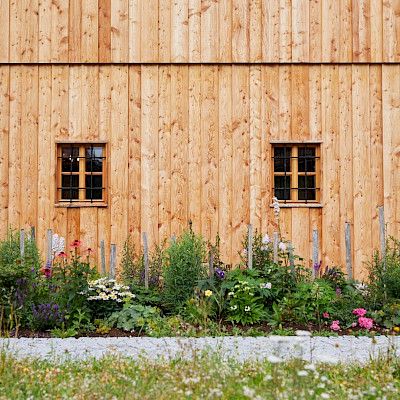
[57,251,67,259]
[323,312,330,319]
[330,320,341,331]
[351,322,357,328]
[70,240,82,248]
[358,317,374,330]
[352,308,367,317]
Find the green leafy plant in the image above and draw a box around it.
[162,230,207,312]
[371,303,400,330]
[108,304,160,333]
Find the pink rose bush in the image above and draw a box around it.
[358,317,374,330]
[352,308,367,317]
[330,320,341,331]
[328,309,374,332]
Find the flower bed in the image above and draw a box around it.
[1,223,400,339]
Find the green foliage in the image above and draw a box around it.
[120,236,164,288]
[371,303,400,329]
[367,238,400,307]
[181,291,214,326]
[241,231,274,270]
[128,284,162,308]
[223,270,268,325]
[162,231,207,312]
[108,304,160,333]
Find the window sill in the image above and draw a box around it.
[55,202,108,208]
[269,203,322,208]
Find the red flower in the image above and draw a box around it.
[86,247,93,255]
[57,251,67,258]
[70,240,82,248]
[40,266,52,278]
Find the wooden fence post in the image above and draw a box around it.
[273,232,279,263]
[247,224,253,269]
[46,229,53,265]
[142,232,149,289]
[30,226,36,243]
[110,244,116,279]
[19,229,25,258]
[100,240,106,275]
[312,229,319,279]
[288,241,295,275]
[345,222,353,280]
[379,206,386,268]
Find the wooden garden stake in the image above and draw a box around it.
[288,241,295,275]
[170,234,176,244]
[19,229,25,258]
[247,224,253,269]
[143,232,149,290]
[100,240,106,275]
[273,231,279,263]
[110,244,116,279]
[379,206,386,266]
[30,226,36,243]
[46,229,53,265]
[312,229,319,279]
[345,222,353,280]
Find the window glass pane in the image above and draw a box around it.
[85,175,103,200]
[274,147,291,172]
[298,175,316,200]
[85,146,103,172]
[298,147,316,172]
[61,146,79,172]
[61,175,79,200]
[274,176,291,200]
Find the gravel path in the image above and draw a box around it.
[1,335,399,364]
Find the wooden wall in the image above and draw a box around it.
[0,64,399,277]
[1,0,400,63]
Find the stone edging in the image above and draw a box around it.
[1,336,399,364]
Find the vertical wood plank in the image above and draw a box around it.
[158,66,171,242]
[111,0,129,62]
[352,65,372,278]
[309,0,322,62]
[141,66,159,245]
[99,0,112,62]
[279,0,292,61]
[171,66,189,236]
[291,65,309,140]
[231,66,249,261]
[249,0,262,62]
[128,0,141,62]
[321,65,340,267]
[339,0,353,62]
[370,0,383,62]
[309,65,322,140]
[219,0,232,62]
[171,0,188,62]
[20,67,39,229]
[322,0,339,62]
[249,66,262,231]
[69,0,82,62]
[159,0,171,62]
[0,0,9,62]
[352,0,371,62]
[188,0,201,62]
[201,66,219,240]
[383,0,400,62]
[141,0,158,62]
[262,0,279,62]
[82,0,99,62]
[232,0,250,62]
[218,65,232,262]
[52,0,68,62]
[202,0,219,62]
[0,67,9,238]
[292,0,309,62]
[338,65,354,270]
[39,0,52,62]
[188,66,202,233]
[110,66,129,268]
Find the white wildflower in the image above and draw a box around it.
[297,370,308,377]
[278,242,286,252]
[320,394,330,399]
[244,306,251,312]
[262,234,270,244]
[260,282,272,289]
[243,386,255,398]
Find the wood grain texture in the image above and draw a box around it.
[0,64,396,277]
[1,0,400,62]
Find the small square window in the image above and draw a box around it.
[272,144,320,203]
[57,143,107,205]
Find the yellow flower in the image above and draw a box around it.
[394,326,400,333]
[204,290,213,297]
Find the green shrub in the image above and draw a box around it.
[366,238,400,307]
[120,236,164,288]
[162,231,207,312]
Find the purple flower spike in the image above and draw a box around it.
[215,268,225,280]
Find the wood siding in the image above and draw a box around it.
[0,64,398,278]
[1,0,400,63]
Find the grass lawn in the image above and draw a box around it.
[0,353,399,399]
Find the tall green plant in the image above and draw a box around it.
[162,231,207,311]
